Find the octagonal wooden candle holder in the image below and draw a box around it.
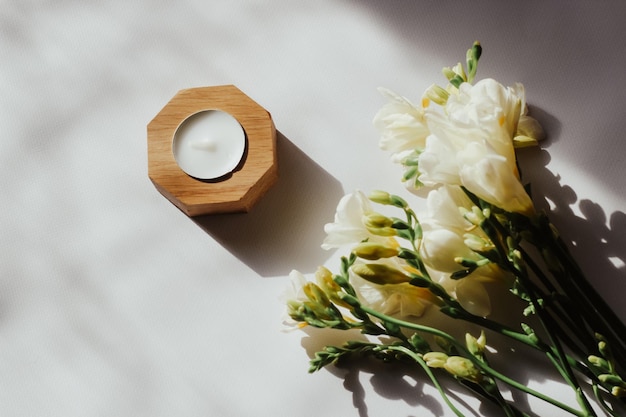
[147,85,278,216]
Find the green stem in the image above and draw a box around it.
[387,345,466,417]
[359,305,588,417]
[543,225,626,366]
[482,214,597,416]
[390,345,529,417]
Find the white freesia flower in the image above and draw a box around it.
[421,228,477,273]
[418,185,503,317]
[322,191,373,250]
[419,187,478,271]
[422,185,475,233]
[281,270,310,330]
[322,190,396,250]
[455,278,491,317]
[434,270,492,317]
[415,126,462,187]
[416,78,537,214]
[282,270,308,302]
[512,82,545,147]
[447,79,522,141]
[373,87,430,155]
[458,143,534,214]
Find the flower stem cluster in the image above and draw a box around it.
[285,42,626,417]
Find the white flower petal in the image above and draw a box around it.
[456,278,491,317]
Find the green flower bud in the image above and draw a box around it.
[587,355,610,372]
[423,352,448,368]
[598,340,611,359]
[303,282,331,308]
[286,300,305,320]
[423,84,450,106]
[466,331,486,356]
[460,206,487,226]
[368,226,398,237]
[352,263,411,285]
[599,374,625,387]
[363,212,394,229]
[444,356,483,383]
[353,242,399,260]
[612,386,626,397]
[442,66,457,81]
[368,190,392,205]
[463,234,495,255]
[363,212,397,236]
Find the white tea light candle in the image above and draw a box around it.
[148,85,277,216]
[172,110,246,180]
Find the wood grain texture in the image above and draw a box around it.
[147,85,278,216]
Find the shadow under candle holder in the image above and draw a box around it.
[194,132,344,278]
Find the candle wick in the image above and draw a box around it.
[190,137,217,152]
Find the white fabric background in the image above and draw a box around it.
[2,1,625,416]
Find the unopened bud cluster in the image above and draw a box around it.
[422,352,483,383]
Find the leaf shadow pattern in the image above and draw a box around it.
[299,327,448,417]
[194,132,344,277]
[517,106,626,321]
[299,318,541,417]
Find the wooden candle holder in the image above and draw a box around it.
[147,85,278,216]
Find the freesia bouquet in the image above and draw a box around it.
[283,42,626,416]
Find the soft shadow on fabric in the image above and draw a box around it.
[299,325,510,417]
[194,132,344,277]
[517,107,626,321]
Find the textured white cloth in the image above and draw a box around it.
[2,1,625,416]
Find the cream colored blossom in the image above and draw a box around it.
[422,185,475,234]
[321,191,375,250]
[420,227,500,317]
[433,269,495,317]
[458,144,534,214]
[281,270,310,330]
[322,191,398,250]
[416,185,502,316]
[421,228,475,273]
[416,78,538,214]
[373,87,430,154]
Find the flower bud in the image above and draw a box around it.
[599,374,625,387]
[461,206,487,226]
[303,282,331,308]
[352,263,411,285]
[598,340,611,359]
[444,356,482,383]
[353,242,399,260]
[423,352,448,368]
[513,135,539,148]
[315,266,338,291]
[363,212,394,229]
[363,213,397,236]
[464,234,494,253]
[443,62,466,83]
[587,355,610,372]
[368,190,392,205]
[466,331,486,356]
[612,386,626,397]
[423,84,450,106]
[442,66,457,81]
